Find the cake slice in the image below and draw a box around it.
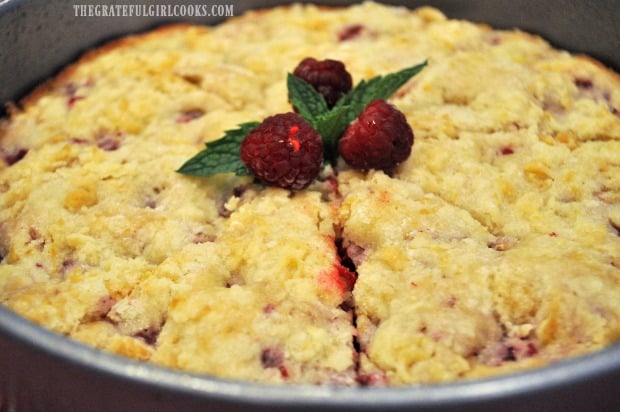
[339,171,620,385]
[152,188,357,384]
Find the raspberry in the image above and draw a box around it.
[240,113,323,190]
[293,57,353,108]
[338,99,414,173]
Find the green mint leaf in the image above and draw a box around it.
[334,60,428,124]
[287,73,330,122]
[313,105,350,161]
[176,121,260,177]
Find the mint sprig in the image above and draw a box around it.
[286,73,329,122]
[313,105,349,160]
[333,60,428,124]
[176,121,259,177]
[177,60,427,178]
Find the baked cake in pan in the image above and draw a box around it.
[0,2,618,385]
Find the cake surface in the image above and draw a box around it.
[0,1,619,386]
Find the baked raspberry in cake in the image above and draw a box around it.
[0,2,618,385]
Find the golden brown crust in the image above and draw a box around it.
[0,1,618,386]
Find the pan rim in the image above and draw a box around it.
[2,305,619,408]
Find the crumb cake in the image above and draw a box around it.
[0,2,619,386]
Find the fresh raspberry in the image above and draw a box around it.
[240,113,323,190]
[293,57,353,108]
[338,99,414,173]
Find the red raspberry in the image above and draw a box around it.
[293,57,353,108]
[338,99,414,173]
[240,113,323,190]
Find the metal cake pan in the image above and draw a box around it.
[1,1,619,411]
